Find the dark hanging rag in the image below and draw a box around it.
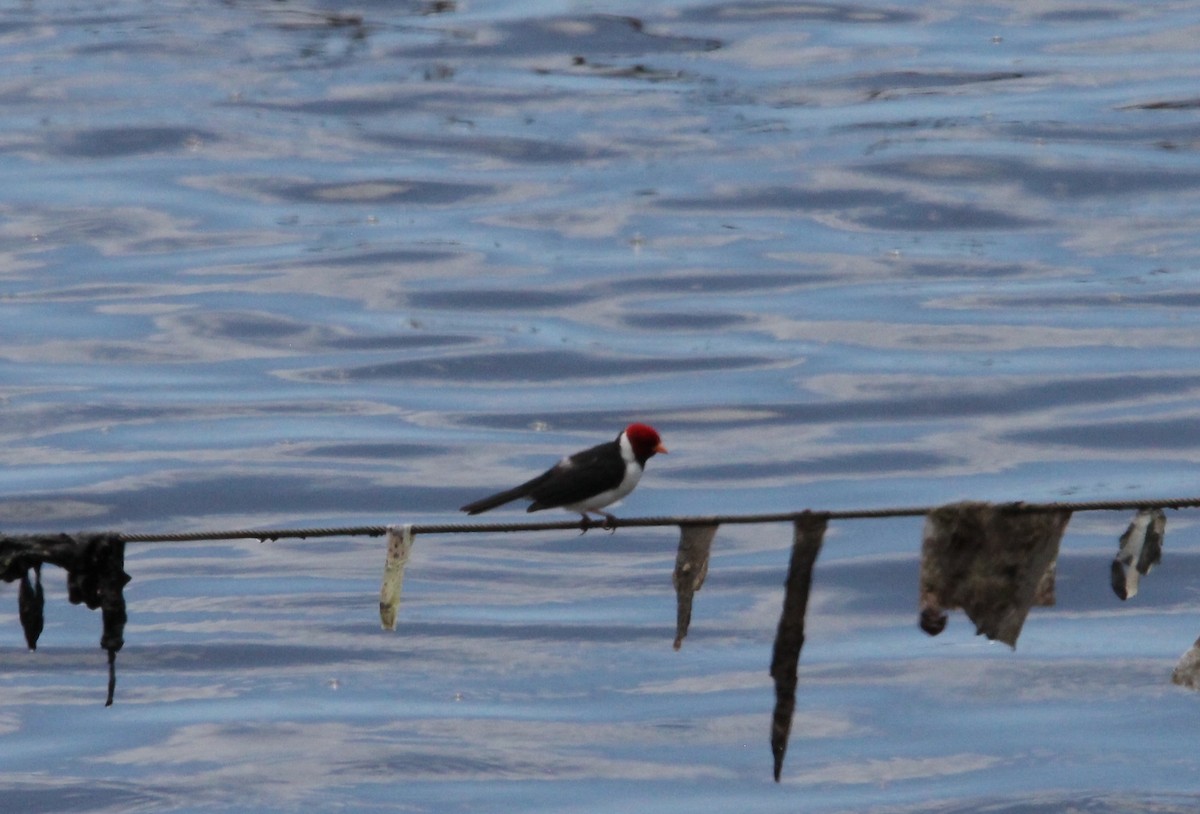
[0,532,130,705]
[769,513,827,783]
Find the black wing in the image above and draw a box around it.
[526,439,626,511]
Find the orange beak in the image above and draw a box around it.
[655,443,668,454]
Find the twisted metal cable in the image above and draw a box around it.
[115,495,1200,543]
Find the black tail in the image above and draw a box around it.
[460,485,531,515]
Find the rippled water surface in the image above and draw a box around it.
[3,0,1200,811]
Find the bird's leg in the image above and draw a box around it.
[578,514,594,535]
[599,512,618,532]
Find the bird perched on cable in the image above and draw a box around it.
[460,423,667,528]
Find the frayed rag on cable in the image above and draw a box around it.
[919,502,1069,648]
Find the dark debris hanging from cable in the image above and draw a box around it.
[0,532,130,706]
[3,496,1199,781]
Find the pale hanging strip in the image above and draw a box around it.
[379,525,415,631]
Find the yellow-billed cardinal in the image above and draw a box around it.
[461,423,667,526]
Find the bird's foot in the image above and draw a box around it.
[577,513,618,534]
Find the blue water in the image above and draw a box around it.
[2,0,1200,811]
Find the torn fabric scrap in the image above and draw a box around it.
[672,524,717,650]
[770,513,826,783]
[919,502,1069,648]
[379,524,415,631]
[1111,508,1165,601]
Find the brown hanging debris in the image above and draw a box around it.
[672,523,717,650]
[918,502,1070,648]
[0,532,130,705]
[769,513,826,783]
[379,524,415,630]
[1171,636,1200,690]
[1111,508,1165,601]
